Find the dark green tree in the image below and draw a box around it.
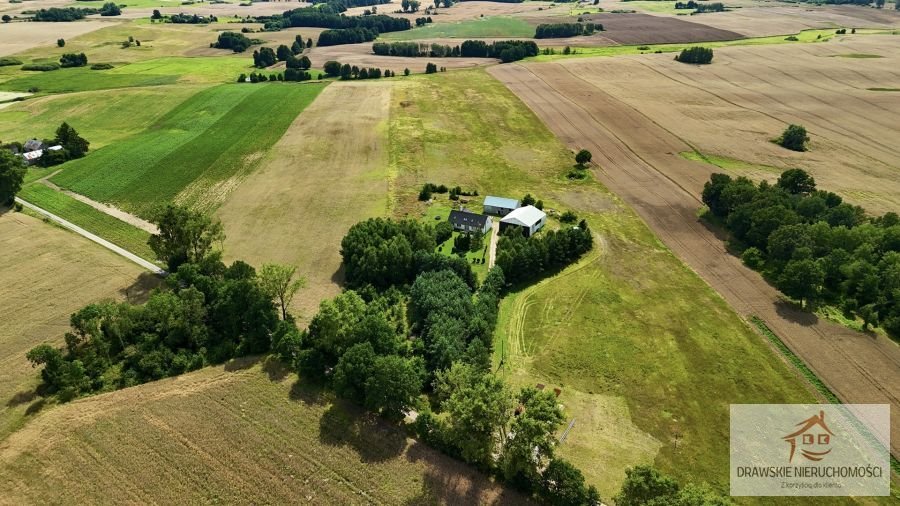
[777,168,816,195]
[54,122,89,158]
[148,204,225,271]
[575,149,592,166]
[0,149,27,205]
[777,124,809,152]
[364,355,424,419]
[777,258,824,308]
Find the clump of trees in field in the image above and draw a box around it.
[26,205,308,401]
[0,149,26,206]
[676,0,726,12]
[253,3,410,35]
[211,31,260,53]
[400,0,422,11]
[675,46,713,64]
[319,60,394,79]
[372,40,537,62]
[415,16,433,26]
[776,124,809,152]
[32,7,98,22]
[702,168,900,335]
[317,27,379,46]
[496,222,593,285]
[534,22,601,39]
[59,52,88,68]
[166,12,218,24]
[99,2,121,16]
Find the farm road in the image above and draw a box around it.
[15,197,165,275]
[490,61,900,458]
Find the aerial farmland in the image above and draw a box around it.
[1,0,899,504]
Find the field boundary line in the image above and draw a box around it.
[15,197,166,275]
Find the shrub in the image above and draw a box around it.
[776,124,809,152]
[59,52,88,68]
[99,2,121,16]
[212,31,255,52]
[57,38,66,47]
[0,57,23,67]
[560,210,578,223]
[741,247,764,270]
[21,63,61,71]
[90,63,114,70]
[425,62,437,74]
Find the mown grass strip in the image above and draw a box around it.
[17,184,156,262]
[750,316,900,475]
[750,316,840,403]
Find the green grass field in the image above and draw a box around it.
[0,57,253,94]
[50,82,326,218]
[17,184,156,262]
[0,85,203,150]
[679,150,782,174]
[531,28,895,61]
[380,16,534,41]
[390,69,818,497]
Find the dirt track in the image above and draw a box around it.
[489,60,900,458]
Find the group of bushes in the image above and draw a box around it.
[496,221,593,286]
[211,31,260,53]
[99,2,121,16]
[676,0,725,12]
[534,22,601,39]
[60,52,88,68]
[675,46,714,64]
[702,168,900,335]
[461,39,539,62]
[414,16,433,26]
[20,53,88,72]
[168,12,217,23]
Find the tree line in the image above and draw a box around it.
[32,7,97,22]
[702,168,900,336]
[534,22,602,39]
[317,27,379,46]
[158,12,218,24]
[267,8,410,34]
[372,40,536,62]
[321,60,397,79]
[496,222,593,286]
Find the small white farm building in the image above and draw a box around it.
[483,196,520,216]
[449,210,492,234]
[500,205,546,237]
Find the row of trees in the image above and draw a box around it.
[702,169,900,336]
[167,12,217,24]
[280,8,410,33]
[32,7,97,22]
[534,22,601,39]
[675,46,714,64]
[238,69,319,82]
[317,27,379,46]
[26,205,308,401]
[322,60,399,78]
[462,39,539,62]
[496,222,594,285]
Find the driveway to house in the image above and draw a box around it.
[15,197,165,275]
[487,220,500,268]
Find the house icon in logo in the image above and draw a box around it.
[782,410,834,462]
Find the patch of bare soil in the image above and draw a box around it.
[489,51,900,459]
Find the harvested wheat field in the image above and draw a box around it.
[538,12,744,45]
[0,359,526,505]
[538,35,900,213]
[0,21,115,57]
[670,3,900,37]
[489,42,900,458]
[0,212,153,440]
[217,82,391,323]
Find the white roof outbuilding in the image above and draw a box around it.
[500,205,546,228]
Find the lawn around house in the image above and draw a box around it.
[389,69,817,497]
[50,82,327,218]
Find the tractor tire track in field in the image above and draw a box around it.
[488,61,900,458]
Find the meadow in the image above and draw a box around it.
[380,16,535,40]
[389,69,818,497]
[0,85,203,149]
[50,82,326,218]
